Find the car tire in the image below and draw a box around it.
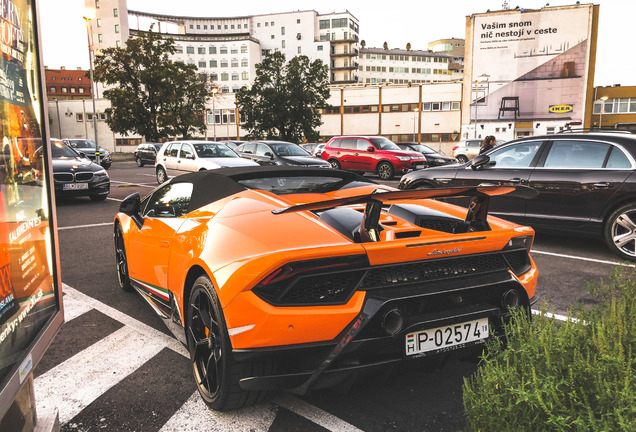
[136,157,144,167]
[603,203,636,261]
[328,159,341,170]
[114,224,132,291]
[456,155,468,164]
[186,275,272,411]
[377,161,394,180]
[90,194,108,201]
[414,183,433,190]
[156,166,167,184]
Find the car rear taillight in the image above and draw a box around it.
[253,255,369,306]
[452,146,459,151]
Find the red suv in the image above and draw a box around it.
[321,136,427,180]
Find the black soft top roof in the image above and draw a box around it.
[170,166,374,212]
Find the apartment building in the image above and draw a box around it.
[44,67,92,100]
[357,47,454,85]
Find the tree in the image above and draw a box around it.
[93,29,208,141]
[236,52,330,143]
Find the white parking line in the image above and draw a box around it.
[532,249,635,268]
[58,222,113,230]
[110,180,157,188]
[107,197,124,202]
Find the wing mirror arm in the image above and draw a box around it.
[455,195,491,233]
[119,192,145,229]
[356,199,382,242]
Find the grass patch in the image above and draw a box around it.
[463,267,636,431]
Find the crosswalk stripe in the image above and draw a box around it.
[61,291,93,321]
[35,326,168,423]
[160,391,278,432]
[273,394,364,432]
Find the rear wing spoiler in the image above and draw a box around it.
[272,185,537,242]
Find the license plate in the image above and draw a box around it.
[63,183,89,190]
[405,318,489,356]
[414,164,426,169]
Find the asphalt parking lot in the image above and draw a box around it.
[43,161,632,432]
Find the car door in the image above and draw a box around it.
[451,140,544,218]
[237,143,257,162]
[354,138,376,171]
[525,139,634,229]
[334,138,358,170]
[253,143,277,165]
[126,182,193,296]
[162,142,181,178]
[177,143,197,174]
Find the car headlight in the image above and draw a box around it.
[397,156,411,161]
[94,169,108,176]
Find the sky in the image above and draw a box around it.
[38,0,635,87]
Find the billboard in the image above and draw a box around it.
[466,5,596,123]
[0,0,63,419]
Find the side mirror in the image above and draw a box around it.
[185,153,195,160]
[79,151,87,158]
[264,152,274,158]
[367,146,375,152]
[471,154,490,170]
[119,193,144,228]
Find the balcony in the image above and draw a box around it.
[330,51,357,58]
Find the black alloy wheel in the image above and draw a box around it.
[456,155,469,164]
[114,225,132,291]
[377,161,395,180]
[136,157,144,167]
[186,275,272,411]
[604,204,636,261]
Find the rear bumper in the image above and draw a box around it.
[233,269,530,394]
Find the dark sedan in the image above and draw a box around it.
[50,139,110,201]
[399,132,636,261]
[397,142,458,167]
[133,143,163,167]
[63,138,112,169]
[235,141,331,168]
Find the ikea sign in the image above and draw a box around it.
[548,105,574,114]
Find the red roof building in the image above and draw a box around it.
[44,67,92,99]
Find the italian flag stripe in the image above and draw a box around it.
[132,278,170,301]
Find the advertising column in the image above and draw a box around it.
[0,0,63,429]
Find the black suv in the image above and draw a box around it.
[134,143,164,167]
[399,131,636,261]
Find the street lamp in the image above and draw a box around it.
[83,8,100,165]
[412,107,419,142]
[224,109,232,140]
[210,86,219,141]
[599,96,608,129]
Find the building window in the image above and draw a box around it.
[231,59,238,67]
[241,71,248,80]
[113,8,118,17]
[231,47,238,54]
[197,25,201,30]
[241,45,247,53]
[198,47,206,54]
[209,60,217,67]
[297,46,301,54]
[204,25,207,30]
[186,46,194,54]
[98,34,103,43]
[189,25,193,29]
[198,61,206,68]
[115,40,120,48]
[50,87,56,92]
[210,73,218,81]
[332,18,347,28]
[76,113,83,122]
[220,60,228,67]
[317,45,323,51]
[221,73,228,81]
[232,73,239,80]
[241,59,248,67]
[271,21,274,26]
[96,18,101,27]
[319,19,329,29]
[257,23,260,27]
[271,35,275,39]
[114,24,119,33]
[209,46,216,54]
[220,47,227,54]
[231,25,235,29]
[61,87,68,93]
[281,27,285,35]
[297,19,300,24]
[79,88,85,93]
[281,40,285,48]
[70,88,76,93]
[99,113,107,120]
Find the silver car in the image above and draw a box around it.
[452,139,505,163]
[155,141,258,184]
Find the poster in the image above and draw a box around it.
[470,6,593,122]
[0,0,58,386]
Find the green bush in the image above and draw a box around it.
[463,267,636,432]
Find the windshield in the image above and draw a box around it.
[269,143,311,157]
[370,137,400,150]
[51,140,81,158]
[68,140,95,149]
[153,144,163,151]
[193,143,238,158]
[412,145,436,154]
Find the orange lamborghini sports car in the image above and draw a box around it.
[113,166,538,411]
